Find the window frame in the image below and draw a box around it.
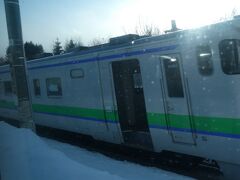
[133,72,143,89]
[219,39,240,75]
[162,56,184,98]
[46,77,63,97]
[70,68,84,79]
[196,45,213,76]
[33,79,41,97]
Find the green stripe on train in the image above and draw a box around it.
[0,100,16,109]
[1,101,240,135]
[32,104,240,135]
[32,104,118,121]
[147,113,240,135]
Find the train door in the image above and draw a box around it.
[111,59,153,150]
[160,54,195,145]
[97,59,121,143]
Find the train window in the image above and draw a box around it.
[196,45,213,75]
[133,73,143,88]
[4,81,12,95]
[46,78,62,97]
[70,68,84,79]
[163,57,184,97]
[219,39,240,74]
[33,79,41,96]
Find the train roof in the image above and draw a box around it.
[27,32,182,65]
[28,16,240,64]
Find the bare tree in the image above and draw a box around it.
[89,37,108,46]
[135,23,161,36]
[219,8,239,22]
[133,18,162,36]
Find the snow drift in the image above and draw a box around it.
[0,121,192,180]
[0,122,123,180]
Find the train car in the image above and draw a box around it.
[1,17,240,179]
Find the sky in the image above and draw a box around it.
[1,0,240,57]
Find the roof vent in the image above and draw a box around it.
[165,20,180,33]
[109,34,140,45]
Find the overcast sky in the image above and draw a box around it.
[1,0,240,57]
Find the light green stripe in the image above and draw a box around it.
[147,113,167,126]
[168,114,192,129]
[0,100,16,109]
[1,101,240,135]
[32,103,118,121]
[147,113,240,135]
[147,113,192,129]
[194,116,240,134]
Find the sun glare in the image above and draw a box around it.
[116,0,240,33]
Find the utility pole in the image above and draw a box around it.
[4,0,35,130]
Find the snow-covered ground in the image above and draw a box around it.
[0,121,193,180]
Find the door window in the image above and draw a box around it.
[133,72,143,89]
[196,45,213,75]
[33,79,41,96]
[163,56,184,97]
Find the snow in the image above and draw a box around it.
[0,122,193,180]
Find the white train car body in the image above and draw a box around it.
[1,17,240,178]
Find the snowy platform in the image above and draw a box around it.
[0,122,193,180]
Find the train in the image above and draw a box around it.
[1,17,240,179]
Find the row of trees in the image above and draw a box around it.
[0,41,44,65]
[0,38,85,65]
[53,38,82,55]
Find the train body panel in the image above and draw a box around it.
[28,52,124,144]
[1,18,240,176]
[0,68,18,120]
